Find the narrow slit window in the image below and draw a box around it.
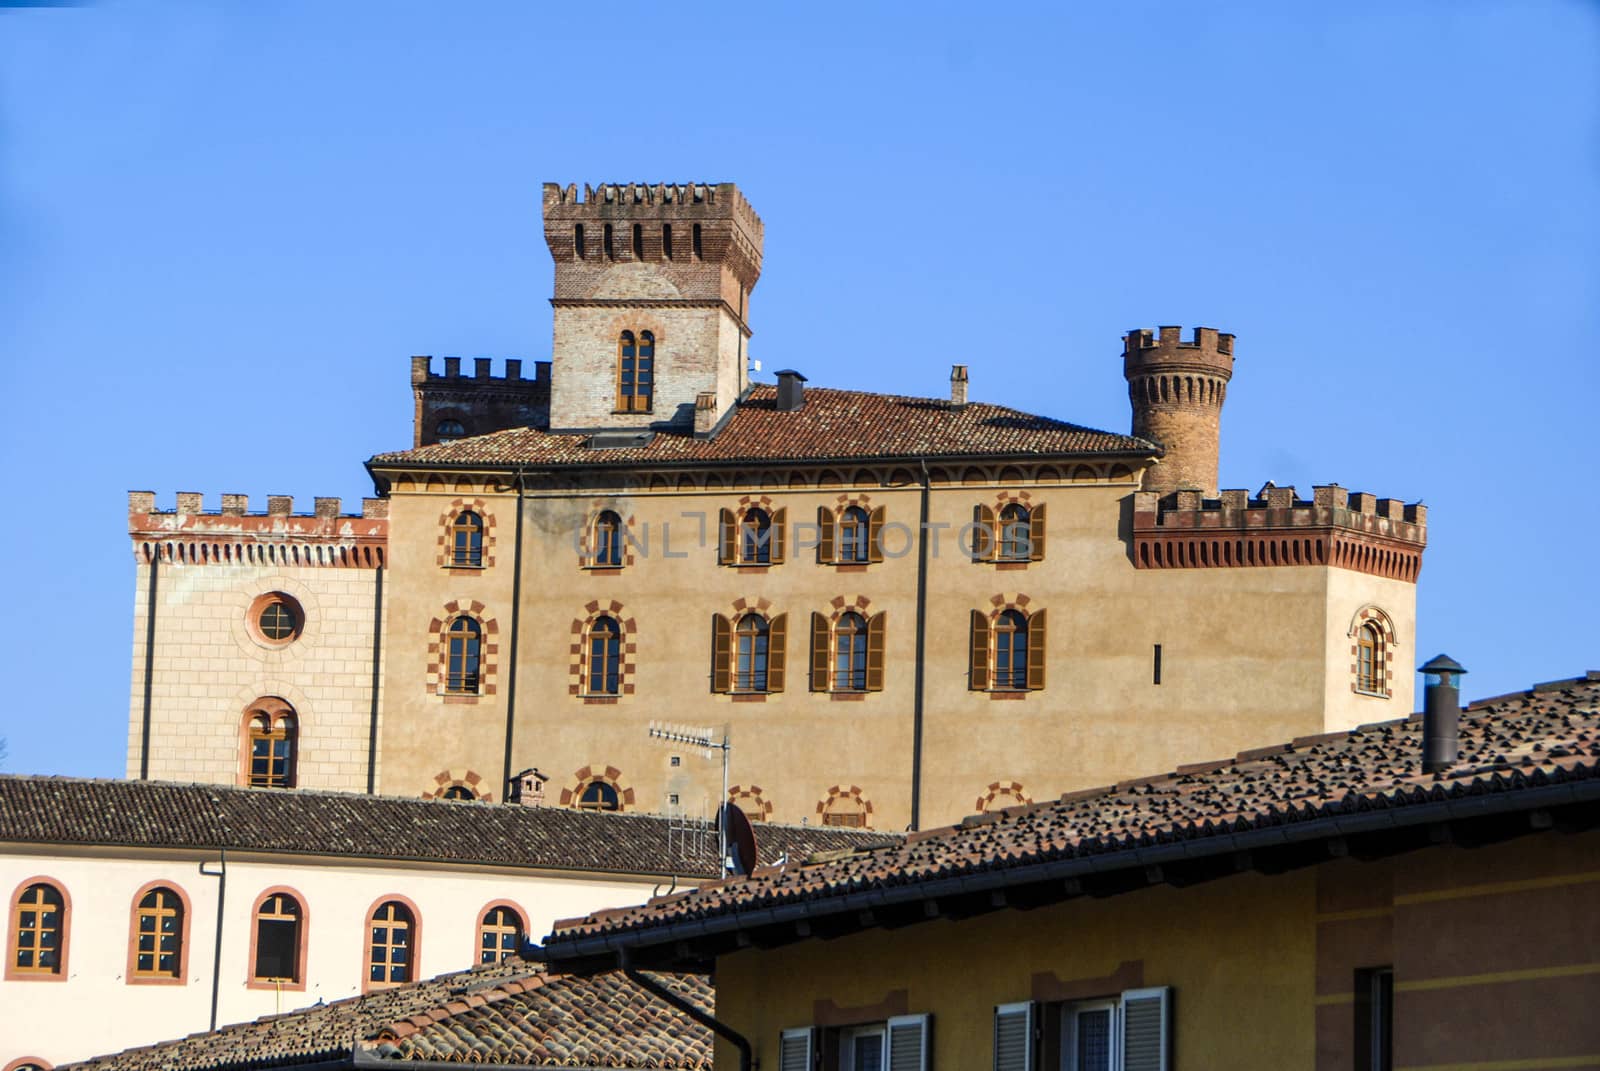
[1153,643,1163,685]
[692,223,703,259]
[603,223,614,259]
[662,223,673,260]
[632,223,643,259]
[573,223,585,258]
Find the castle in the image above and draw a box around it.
[126,181,1426,831]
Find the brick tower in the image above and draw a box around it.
[541,183,764,432]
[1123,326,1235,496]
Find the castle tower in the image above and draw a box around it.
[1123,325,1235,496]
[542,183,764,432]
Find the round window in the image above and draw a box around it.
[249,592,304,646]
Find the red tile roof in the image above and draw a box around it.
[544,674,1600,954]
[369,384,1155,469]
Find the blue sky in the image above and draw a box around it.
[1,2,1595,777]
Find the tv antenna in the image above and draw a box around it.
[648,721,732,873]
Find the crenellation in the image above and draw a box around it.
[220,493,248,515]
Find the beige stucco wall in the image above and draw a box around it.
[0,845,664,1068]
[127,562,381,791]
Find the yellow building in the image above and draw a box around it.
[128,181,1427,831]
[540,670,1600,1071]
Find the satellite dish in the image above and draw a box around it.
[717,801,759,877]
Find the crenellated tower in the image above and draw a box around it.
[541,182,764,433]
[1123,326,1235,496]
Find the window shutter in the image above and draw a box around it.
[719,509,736,564]
[1120,987,1171,1071]
[810,612,830,692]
[866,611,887,691]
[970,609,990,690]
[768,613,787,693]
[712,614,732,693]
[770,507,787,563]
[1029,503,1047,562]
[868,505,887,563]
[817,506,835,564]
[887,1013,930,1071]
[1026,608,1047,690]
[974,504,996,561]
[778,1027,814,1071]
[993,1002,1033,1071]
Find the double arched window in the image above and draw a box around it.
[130,885,186,982]
[615,330,655,413]
[585,616,622,696]
[8,880,68,977]
[477,904,525,965]
[244,700,296,789]
[449,510,484,568]
[593,510,624,567]
[251,890,304,986]
[367,899,417,989]
[445,617,483,694]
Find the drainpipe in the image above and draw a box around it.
[139,543,161,779]
[501,467,528,797]
[366,564,384,794]
[620,946,752,1071]
[910,460,932,831]
[198,848,227,1031]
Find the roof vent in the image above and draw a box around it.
[1420,654,1467,774]
[586,430,655,450]
[775,369,807,412]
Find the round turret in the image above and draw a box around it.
[1123,325,1235,496]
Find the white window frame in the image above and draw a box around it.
[839,1023,887,1071]
[1062,998,1119,1071]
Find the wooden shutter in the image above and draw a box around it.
[816,506,835,563]
[778,1027,814,1071]
[868,505,887,563]
[810,612,830,692]
[974,504,996,561]
[865,611,887,691]
[993,1002,1033,1071]
[770,507,787,563]
[768,613,787,693]
[718,509,736,564]
[711,614,732,693]
[887,1013,930,1071]
[1026,608,1047,690]
[1120,987,1171,1071]
[1029,503,1047,561]
[970,609,990,690]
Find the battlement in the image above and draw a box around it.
[541,182,763,236]
[1130,483,1426,582]
[409,355,551,388]
[127,491,387,567]
[411,356,551,446]
[1123,325,1235,369]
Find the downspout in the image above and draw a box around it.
[139,543,160,780]
[198,848,227,1031]
[365,564,384,794]
[910,460,932,831]
[500,467,528,797]
[620,946,752,1071]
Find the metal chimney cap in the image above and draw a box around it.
[1418,654,1467,676]
[774,369,807,381]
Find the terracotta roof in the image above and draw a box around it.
[59,960,711,1070]
[369,384,1155,468]
[0,777,897,879]
[545,673,1600,954]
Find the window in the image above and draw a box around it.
[603,223,614,259]
[712,612,787,694]
[245,702,296,788]
[692,223,703,259]
[838,506,871,563]
[720,507,786,566]
[742,508,772,563]
[1357,622,1384,694]
[477,904,524,965]
[833,612,868,691]
[631,222,643,259]
[586,616,622,696]
[442,785,475,801]
[573,223,585,258]
[435,419,466,442]
[995,610,1030,690]
[130,886,184,981]
[1062,1000,1116,1071]
[994,988,1170,1071]
[973,503,1047,563]
[736,614,770,693]
[615,330,654,413]
[249,592,303,646]
[998,504,1031,561]
[449,510,484,568]
[367,900,416,988]
[593,510,624,567]
[251,891,303,985]
[821,794,868,829]
[780,1015,928,1071]
[1355,968,1393,1071]
[576,780,620,811]
[971,608,1047,691]
[445,617,482,694]
[661,223,673,260]
[9,881,66,977]
[810,611,886,693]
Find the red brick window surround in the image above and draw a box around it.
[475,901,527,965]
[817,785,873,829]
[719,496,786,567]
[422,769,493,803]
[815,495,885,567]
[712,597,786,695]
[127,881,190,985]
[559,765,636,811]
[3,1057,54,1071]
[569,601,636,699]
[435,499,497,571]
[972,492,1046,567]
[728,785,774,821]
[809,596,885,694]
[969,595,1047,693]
[427,602,499,700]
[248,887,307,991]
[1350,606,1398,698]
[364,896,421,993]
[247,591,304,647]
[976,780,1033,814]
[240,700,297,789]
[6,877,70,982]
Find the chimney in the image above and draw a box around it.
[1419,654,1467,774]
[775,369,807,412]
[694,391,719,436]
[950,364,969,407]
[509,767,549,807]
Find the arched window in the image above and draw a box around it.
[251,891,303,985]
[131,886,184,981]
[9,880,67,977]
[449,510,484,568]
[245,701,296,789]
[367,900,416,988]
[445,617,482,694]
[575,780,620,812]
[616,330,655,413]
[994,610,1030,690]
[822,794,868,829]
[477,904,525,965]
[1357,622,1385,694]
[838,506,871,564]
[586,616,622,696]
[593,510,624,567]
[998,504,1031,562]
[741,508,772,564]
[735,614,770,693]
[834,612,868,692]
[435,419,466,443]
[441,785,475,802]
